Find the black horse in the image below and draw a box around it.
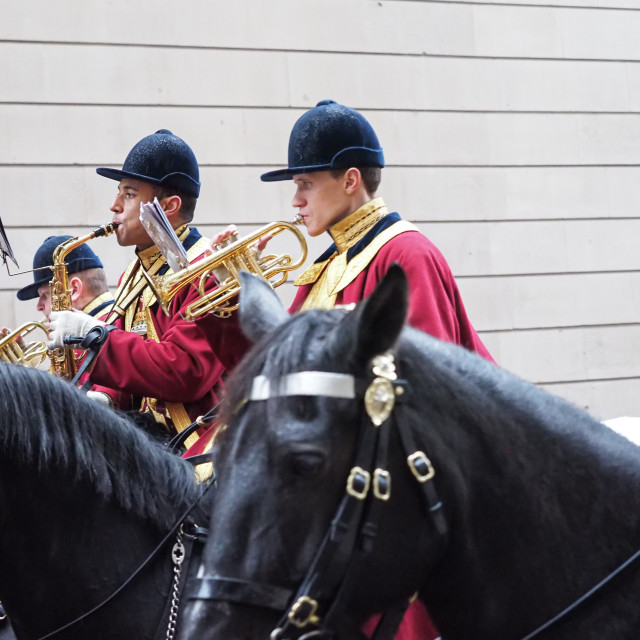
[180,266,640,640]
[0,363,211,640]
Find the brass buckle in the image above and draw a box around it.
[288,595,320,628]
[373,468,391,500]
[346,466,371,499]
[407,451,435,482]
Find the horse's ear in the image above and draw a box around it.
[343,264,409,368]
[238,270,289,343]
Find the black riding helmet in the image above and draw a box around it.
[261,100,385,182]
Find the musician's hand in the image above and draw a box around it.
[1,326,25,347]
[206,225,238,256]
[204,225,274,285]
[256,233,273,252]
[206,225,273,255]
[47,310,105,350]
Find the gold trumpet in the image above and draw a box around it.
[0,321,50,368]
[48,223,118,379]
[145,218,308,320]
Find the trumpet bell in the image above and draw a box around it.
[0,321,50,369]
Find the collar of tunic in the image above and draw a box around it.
[293,198,418,311]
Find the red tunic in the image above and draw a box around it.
[291,226,494,363]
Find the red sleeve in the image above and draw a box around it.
[89,284,251,403]
[85,299,134,409]
[363,233,493,361]
[363,233,465,341]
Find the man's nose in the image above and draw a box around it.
[110,195,123,212]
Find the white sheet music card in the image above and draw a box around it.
[139,198,189,272]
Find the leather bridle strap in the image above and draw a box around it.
[313,410,394,635]
[64,324,118,390]
[520,547,640,640]
[394,404,447,538]
[192,577,294,611]
[274,405,386,637]
[167,403,220,454]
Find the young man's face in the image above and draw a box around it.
[110,179,157,249]
[291,171,352,237]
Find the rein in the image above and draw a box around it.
[519,546,640,640]
[191,352,448,640]
[34,482,213,640]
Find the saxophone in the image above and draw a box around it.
[48,223,118,379]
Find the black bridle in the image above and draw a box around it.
[191,352,448,640]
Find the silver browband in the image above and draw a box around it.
[249,372,356,401]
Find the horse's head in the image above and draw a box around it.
[182,266,444,639]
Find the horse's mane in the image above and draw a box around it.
[399,325,617,445]
[0,363,203,529]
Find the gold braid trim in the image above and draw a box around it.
[142,307,199,448]
[82,291,115,317]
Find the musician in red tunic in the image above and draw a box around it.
[260,99,497,640]
[47,130,250,445]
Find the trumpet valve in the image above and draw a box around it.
[213,230,239,250]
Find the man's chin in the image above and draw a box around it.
[116,233,134,247]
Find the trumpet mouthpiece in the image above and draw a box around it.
[293,214,304,225]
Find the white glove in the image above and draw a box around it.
[87,391,114,409]
[47,310,105,350]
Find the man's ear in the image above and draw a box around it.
[69,276,83,303]
[343,167,362,195]
[160,195,183,225]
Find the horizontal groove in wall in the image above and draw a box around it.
[3,38,640,63]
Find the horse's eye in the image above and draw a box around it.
[290,451,325,477]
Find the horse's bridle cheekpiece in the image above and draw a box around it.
[193,351,448,640]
